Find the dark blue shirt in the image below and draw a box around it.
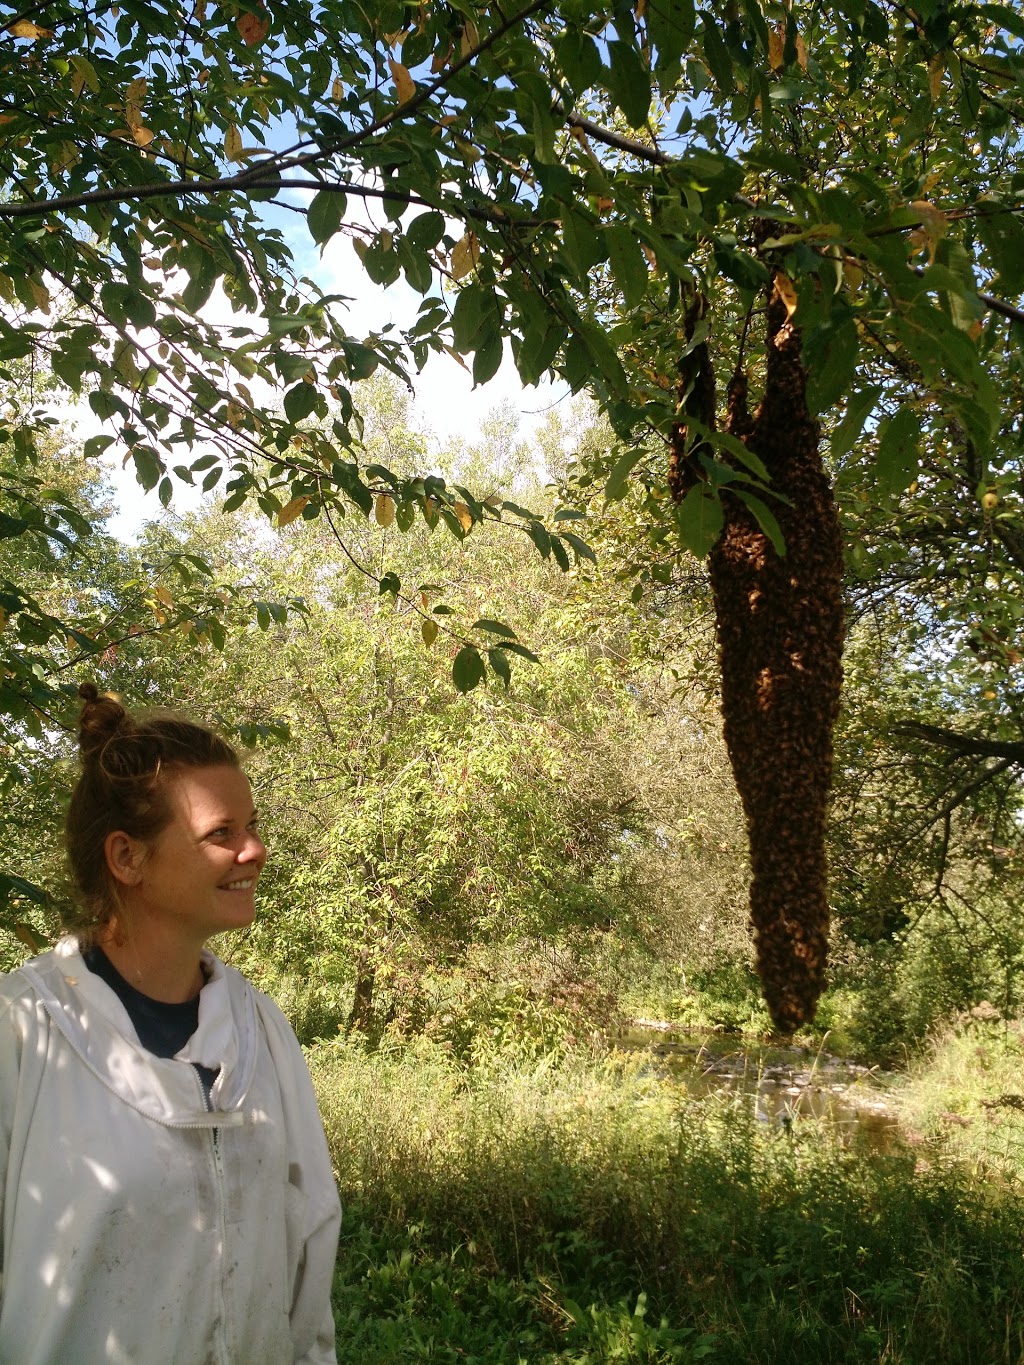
[83,945,219,1102]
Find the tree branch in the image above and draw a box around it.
[564,113,672,166]
[894,720,1024,763]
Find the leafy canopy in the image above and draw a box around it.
[2,0,1023,706]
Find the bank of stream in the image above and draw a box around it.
[617,1022,900,1150]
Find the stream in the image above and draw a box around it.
[617,1023,901,1150]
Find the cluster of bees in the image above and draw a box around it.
[670,281,846,1032]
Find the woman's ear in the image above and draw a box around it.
[104,831,145,887]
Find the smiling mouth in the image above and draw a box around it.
[221,879,256,891]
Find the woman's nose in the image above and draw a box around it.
[238,831,266,867]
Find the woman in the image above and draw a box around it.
[0,684,341,1364]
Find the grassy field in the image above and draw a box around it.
[311,1032,1024,1364]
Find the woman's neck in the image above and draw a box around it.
[95,923,206,1004]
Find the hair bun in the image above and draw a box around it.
[77,683,130,762]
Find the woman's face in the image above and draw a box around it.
[112,764,266,947]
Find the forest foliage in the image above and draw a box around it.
[2,0,1023,1043]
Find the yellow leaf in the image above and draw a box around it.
[125,77,147,123]
[453,136,481,164]
[453,501,473,532]
[237,8,269,45]
[421,618,439,647]
[50,141,79,174]
[226,400,244,429]
[908,199,947,263]
[774,272,798,318]
[132,126,155,148]
[768,26,784,70]
[331,76,344,101]
[7,19,53,38]
[278,495,309,526]
[451,231,480,280]
[375,493,396,527]
[388,58,417,105]
[431,42,453,73]
[423,496,438,526]
[28,277,50,313]
[460,19,479,56]
[225,124,243,162]
[928,53,944,101]
[795,33,808,71]
[842,256,864,290]
[154,585,174,608]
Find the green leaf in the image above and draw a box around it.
[284,381,318,422]
[308,190,346,246]
[526,520,551,557]
[607,40,651,128]
[561,208,606,278]
[980,4,1024,41]
[876,406,921,493]
[473,331,503,385]
[647,0,695,80]
[452,644,486,692]
[486,647,512,688]
[830,386,882,461]
[451,285,486,352]
[675,486,724,557]
[806,316,860,415]
[560,530,597,563]
[605,448,643,502]
[701,18,734,93]
[733,490,786,556]
[495,640,540,663]
[472,618,517,637]
[605,226,648,310]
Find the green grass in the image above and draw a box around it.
[311,1037,1024,1363]
[894,1012,1024,1180]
